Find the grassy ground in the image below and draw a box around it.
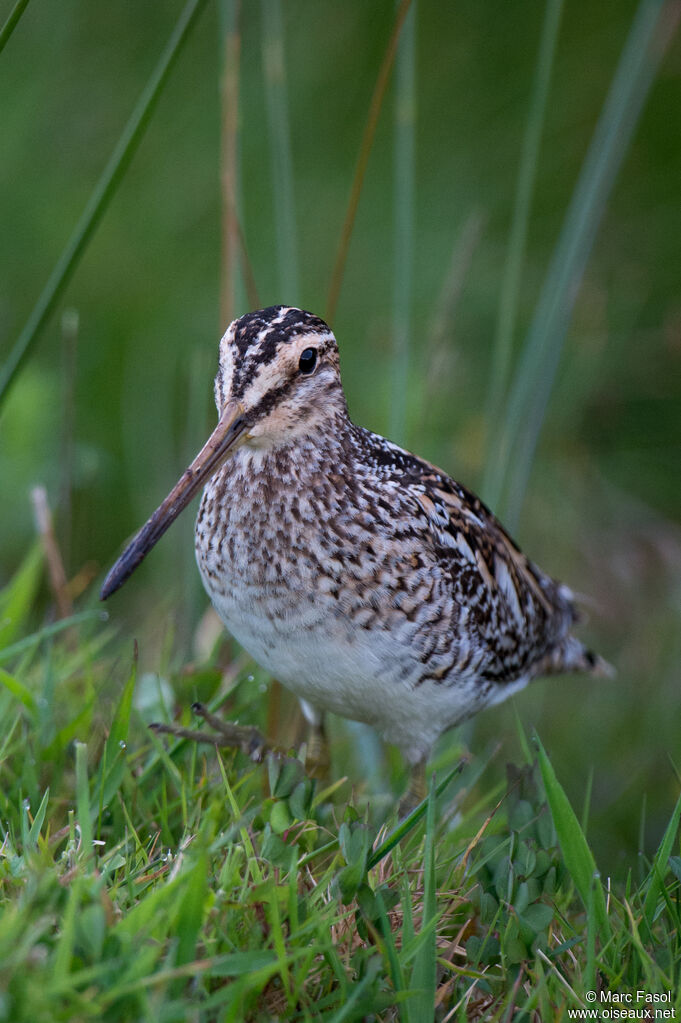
[2,4,680,865]
[1,556,681,1020]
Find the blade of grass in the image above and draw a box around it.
[58,309,79,568]
[0,709,21,762]
[52,879,81,982]
[390,0,416,444]
[0,667,37,716]
[396,847,415,951]
[0,542,43,648]
[638,790,648,885]
[584,870,597,994]
[286,845,299,939]
[535,734,609,940]
[492,0,678,527]
[0,610,104,666]
[217,0,259,316]
[374,888,406,1021]
[482,0,563,499]
[642,787,681,932]
[0,0,210,409]
[367,762,462,870]
[26,788,50,852]
[513,706,534,765]
[417,211,484,428]
[41,697,95,761]
[96,652,137,834]
[409,773,437,1021]
[261,0,299,303]
[326,0,412,323]
[326,957,381,1023]
[31,485,73,621]
[219,0,243,325]
[0,0,30,56]
[107,647,137,751]
[170,853,208,994]
[75,741,93,867]
[624,898,673,988]
[581,765,594,835]
[263,874,293,1004]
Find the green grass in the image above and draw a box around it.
[1,564,680,1021]
[0,0,30,56]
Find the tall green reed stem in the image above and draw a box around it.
[0,0,209,410]
[489,0,677,530]
[390,0,416,445]
[0,0,30,55]
[219,0,244,325]
[261,0,299,304]
[483,0,563,499]
[326,0,412,324]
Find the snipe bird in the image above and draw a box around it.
[101,306,609,805]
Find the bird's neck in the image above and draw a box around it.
[228,409,354,485]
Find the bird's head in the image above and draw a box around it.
[215,305,346,448]
[100,307,345,599]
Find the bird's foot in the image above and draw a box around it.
[149,702,274,762]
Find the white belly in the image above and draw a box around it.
[198,560,525,763]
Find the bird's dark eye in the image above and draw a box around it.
[298,347,317,375]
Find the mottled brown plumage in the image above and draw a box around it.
[102,306,609,785]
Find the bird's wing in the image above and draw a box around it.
[354,427,577,681]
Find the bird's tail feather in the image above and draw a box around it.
[534,635,615,680]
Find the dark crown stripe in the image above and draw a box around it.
[229,306,333,394]
[230,307,333,397]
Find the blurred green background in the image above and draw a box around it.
[1,0,680,870]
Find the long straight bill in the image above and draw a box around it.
[100,401,247,600]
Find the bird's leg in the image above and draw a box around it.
[305,715,330,779]
[299,699,330,779]
[149,702,275,763]
[398,759,427,818]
